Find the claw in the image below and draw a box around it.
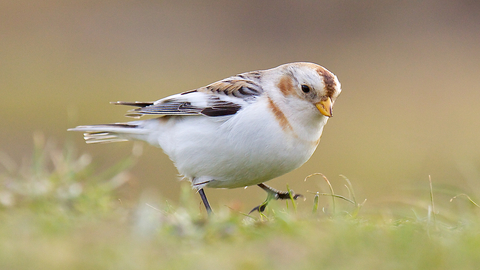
[249,203,267,214]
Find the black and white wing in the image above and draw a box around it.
[113,71,264,118]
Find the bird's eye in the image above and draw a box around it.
[301,84,311,93]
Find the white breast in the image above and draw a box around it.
[146,96,327,189]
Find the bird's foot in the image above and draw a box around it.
[249,183,303,214]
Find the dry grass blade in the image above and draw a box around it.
[340,174,357,205]
[450,194,480,208]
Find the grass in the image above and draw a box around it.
[1,136,480,269]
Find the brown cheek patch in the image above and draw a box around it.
[316,67,336,97]
[268,97,293,132]
[277,75,296,96]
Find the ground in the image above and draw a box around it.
[1,142,480,270]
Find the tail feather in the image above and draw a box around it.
[83,132,130,144]
[68,123,147,144]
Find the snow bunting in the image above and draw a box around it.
[69,62,342,213]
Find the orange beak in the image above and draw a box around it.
[316,97,333,117]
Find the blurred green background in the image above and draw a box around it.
[1,0,479,211]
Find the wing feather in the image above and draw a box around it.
[113,72,263,118]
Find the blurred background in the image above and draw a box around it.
[1,0,479,212]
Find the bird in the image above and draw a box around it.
[68,62,342,214]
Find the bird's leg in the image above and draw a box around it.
[198,188,213,215]
[249,183,303,214]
